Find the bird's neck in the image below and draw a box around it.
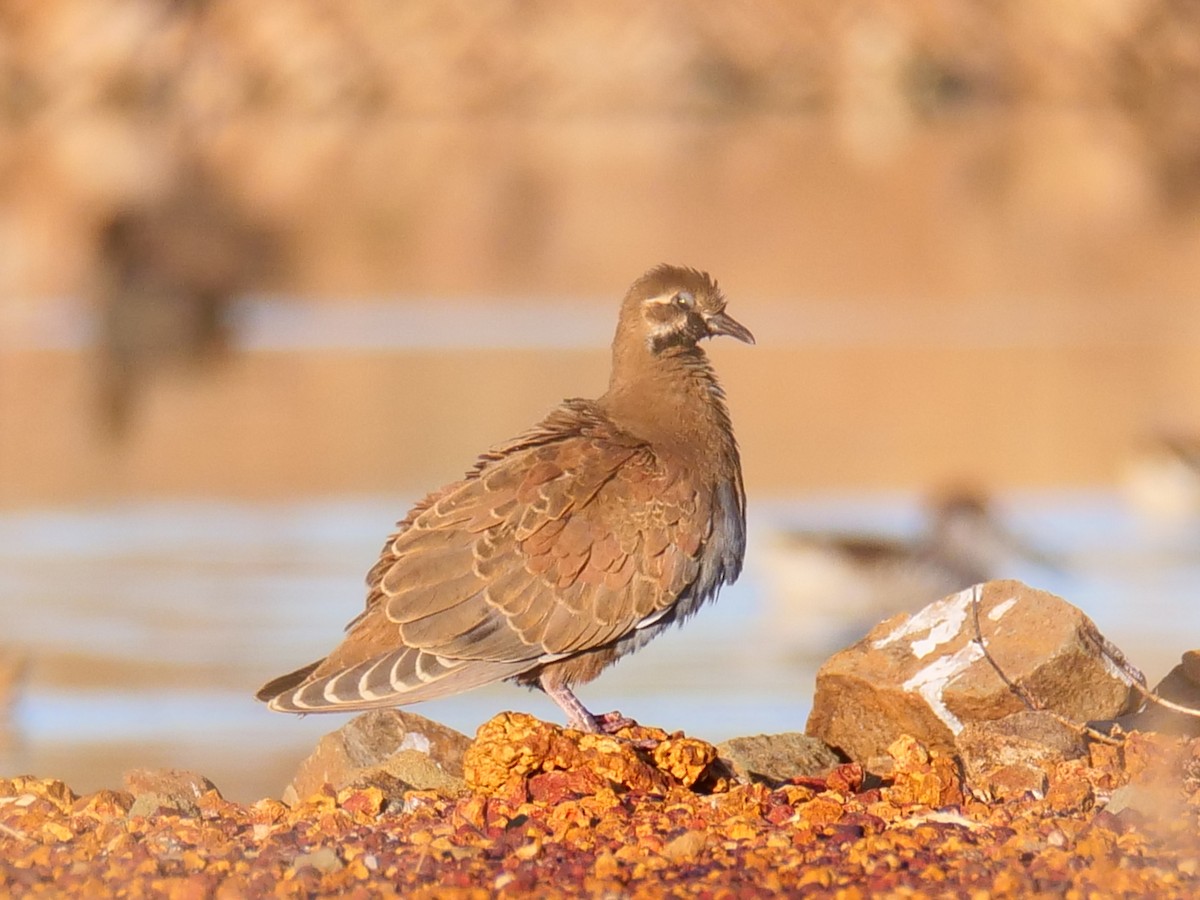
[600,341,736,462]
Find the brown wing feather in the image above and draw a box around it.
[261,401,712,713]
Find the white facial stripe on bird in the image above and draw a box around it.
[644,319,677,345]
[642,298,687,349]
[644,291,683,306]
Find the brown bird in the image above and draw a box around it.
[256,265,753,732]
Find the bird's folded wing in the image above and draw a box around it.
[273,414,711,710]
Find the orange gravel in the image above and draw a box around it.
[2,714,1198,898]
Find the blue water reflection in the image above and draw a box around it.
[1,491,1194,800]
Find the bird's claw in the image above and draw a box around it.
[588,711,661,750]
[592,710,638,734]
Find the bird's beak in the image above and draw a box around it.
[704,310,755,345]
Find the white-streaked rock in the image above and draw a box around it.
[806,580,1139,764]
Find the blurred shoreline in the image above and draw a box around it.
[6,12,1200,504]
[4,295,1200,506]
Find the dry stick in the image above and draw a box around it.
[1124,682,1200,718]
[1082,622,1200,720]
[968,585,1123,746]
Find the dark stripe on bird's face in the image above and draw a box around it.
[642,292,710,352]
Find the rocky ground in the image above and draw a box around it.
[2,581,1199,897]
[1,716,1198,897]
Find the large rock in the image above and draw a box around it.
[716,733,843,787]
[806,580,1138,764]
[283,709,472,806]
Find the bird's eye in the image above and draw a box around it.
[673,292,694,310]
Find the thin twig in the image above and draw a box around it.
[969,584,1123,746]
[1127,682,1200,719]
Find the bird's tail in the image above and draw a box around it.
[255,660,322,703]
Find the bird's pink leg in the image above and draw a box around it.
[539,676,636,734]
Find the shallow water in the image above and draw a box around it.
[1,490,1194,802]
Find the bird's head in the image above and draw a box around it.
[620,264,755,354]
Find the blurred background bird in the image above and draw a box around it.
[1122,433,1200,524]
[93,155,278,436]
[755,488,1057,661]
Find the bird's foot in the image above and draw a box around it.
[590,709,639,734]
[541,679,607,734]
[586,711,664,750]
[564,707,638,736]
[540,679,657,745]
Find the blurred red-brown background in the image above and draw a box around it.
[3,1,1200,503]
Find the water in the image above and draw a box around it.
[1,491,1194,802]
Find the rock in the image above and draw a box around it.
[122,768,221,817]
[661,830,710,862]
[283,709,471,806]
[71,789,133,820]
[979,763,1047,801]
[1120,650,1200,738]
[1105,732,1189,822]
[806,580,1138,764]
[127,793,173,820]
[461,712,728,798]
[716,733,843,786]
[882,735,964,808]
[1185,649,1200,683]
[291,846,344,875]
[956,710,1087,800]
[1044,776,1094,814]
[652,737,724,789]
